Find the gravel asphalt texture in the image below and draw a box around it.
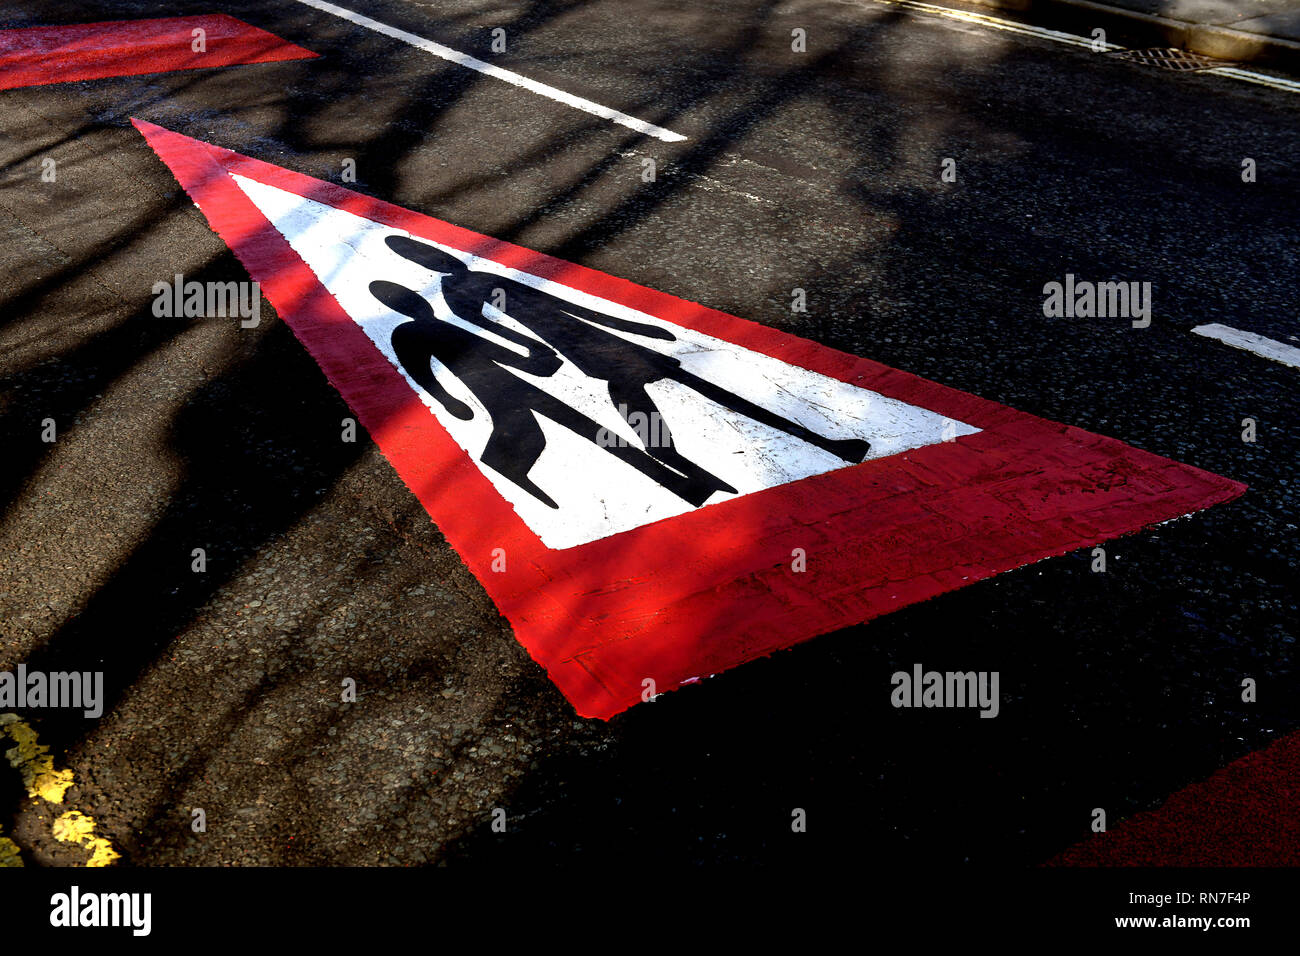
[0,0,1296,867]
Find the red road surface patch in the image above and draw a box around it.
[1049,730,1300,865]
[133,119,1247,720]
[0,15,316,90]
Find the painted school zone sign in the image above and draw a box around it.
[133,119,1247,719]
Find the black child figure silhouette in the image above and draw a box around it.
[371,279,727,509]
[371,235,870,510]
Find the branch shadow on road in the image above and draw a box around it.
[0,0,1296,867]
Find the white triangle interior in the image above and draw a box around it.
[232,173,980,549]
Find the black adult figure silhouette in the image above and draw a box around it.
[370,280,727,509]
[382,234,871,469]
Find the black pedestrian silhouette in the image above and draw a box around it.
[382,234,870,480]
[371,280,727,509]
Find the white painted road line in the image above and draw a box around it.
[863,0,1117,50]
[292,0,688,142]
[1192,323,1300,369]
[1203,66,1300,95]
[858,0,1300,96]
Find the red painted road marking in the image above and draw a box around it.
[133,118,1247,719]
[1050,729,1300,865]
[0,15,316,91]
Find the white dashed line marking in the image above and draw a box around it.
[292,0,688,142]
[1192,323,1300,369]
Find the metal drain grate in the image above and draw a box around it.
[1106,47,1232,72]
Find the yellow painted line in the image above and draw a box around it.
[0,713,120,867]
[858,0,1300,96]
[52,810,119,868]
[1203,65,1300,95]
[0,825,22,867]
[863,0,1114,49]
[1,712,74,802]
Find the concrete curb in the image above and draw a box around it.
[957,0,1300,66]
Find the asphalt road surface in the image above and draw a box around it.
[0,0,1297,870]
